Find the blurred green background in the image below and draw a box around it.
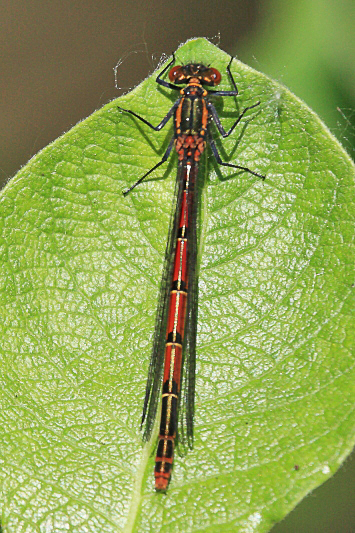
[1,0,354,531]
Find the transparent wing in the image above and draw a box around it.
[180,161,200,449]
[141,162,185,441]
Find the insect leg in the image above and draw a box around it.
[123,136,175,196]
[208,100,261,138]
[208,131,265,180]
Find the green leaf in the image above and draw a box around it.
[0,37,354,533]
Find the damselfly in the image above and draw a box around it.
[119,54,265,490]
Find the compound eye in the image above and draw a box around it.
[209,68,221,85]
[169,66,183,82]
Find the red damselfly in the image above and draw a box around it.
[119,54,265,491]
